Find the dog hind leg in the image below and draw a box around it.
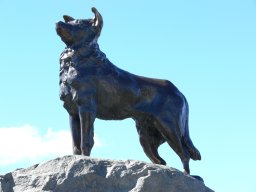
[154,117,191,174]
[136,119,166,165]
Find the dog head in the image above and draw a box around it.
[56,7,103,46]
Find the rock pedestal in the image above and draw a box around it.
[0,156,213,192]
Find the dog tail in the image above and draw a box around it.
[181,99,201,161]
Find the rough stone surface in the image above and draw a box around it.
[0,156,214,192]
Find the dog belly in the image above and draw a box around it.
[96,106,131,120]
[96,91,136,120]
[95,78,140,120]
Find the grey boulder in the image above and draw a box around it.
[0,156,213,192]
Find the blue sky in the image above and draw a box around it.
[0,0,256,191]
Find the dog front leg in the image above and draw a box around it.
[69,115,81,155]
[79,109,95,156]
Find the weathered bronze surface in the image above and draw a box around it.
[56,7,201,174]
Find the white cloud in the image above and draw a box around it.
[0,124,102,166]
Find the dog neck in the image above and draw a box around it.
[60,41,108,65]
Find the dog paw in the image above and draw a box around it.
[73,147,82,155]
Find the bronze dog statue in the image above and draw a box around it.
[56,7,201,174]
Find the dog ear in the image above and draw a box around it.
[63,15,75,23]
[91,7,103,36]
